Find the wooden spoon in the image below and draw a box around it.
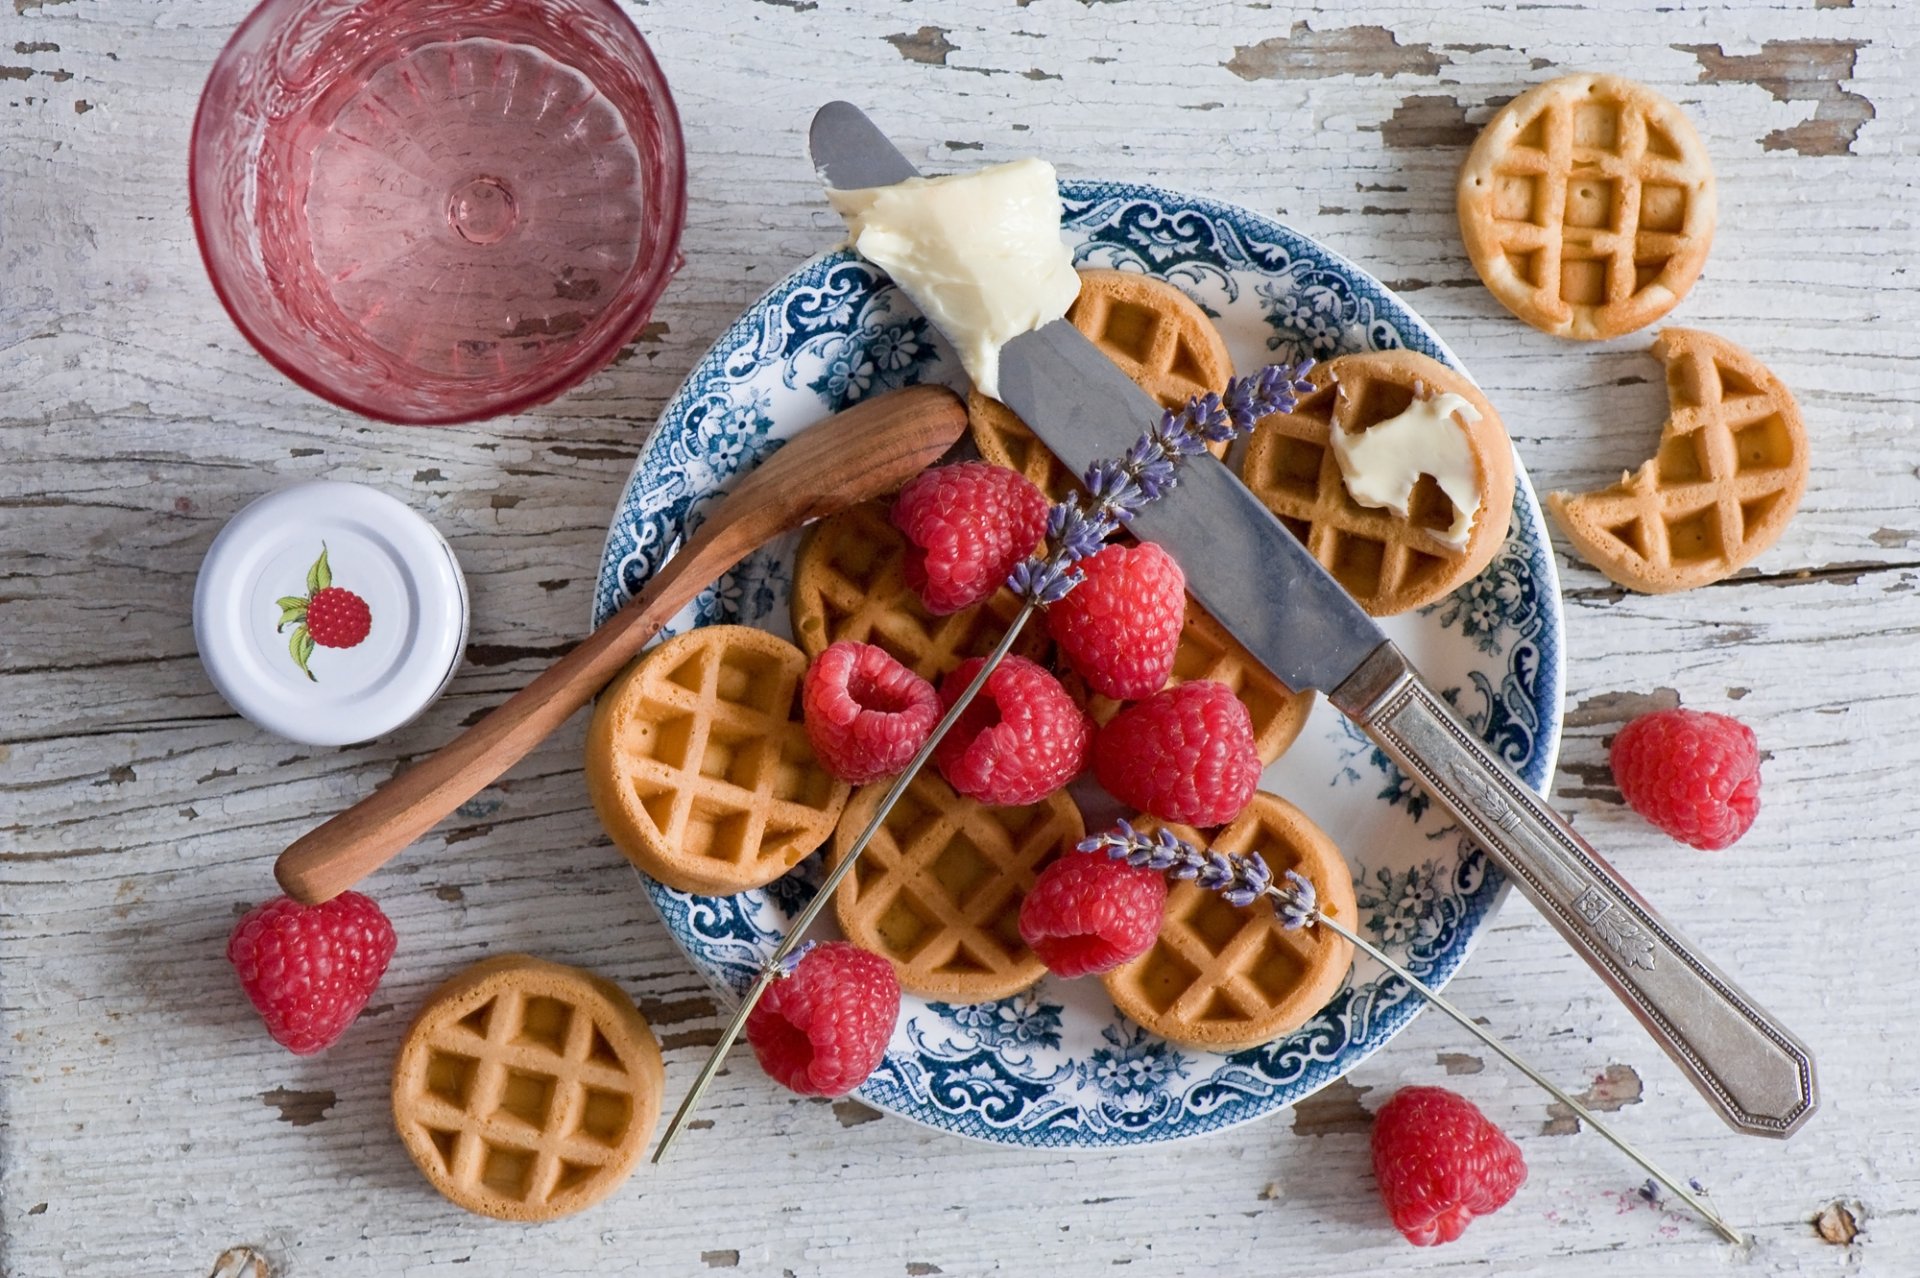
[274,384,967,904]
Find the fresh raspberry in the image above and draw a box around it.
[226,892,397,1055]
[746,942,900,1097]
[1092,681,1259,826]
[890,462,1049,615]
[305,586,372,648]
[1046,542,1187,700]
[1019,852,1168,977]
[1610,708,1761,850]
[1371,1086,1527,1246]
[803,642,941,783]
[933,656,1091,805]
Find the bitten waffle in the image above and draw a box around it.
[969,268,1234,499]
[1547,327,1807,592]
[1103,792,1357,1052]
[392,955,665,1222]
[1458,72,1716,341]
[827,769,1083,1002]
[1239,349,1515,616]
[586,625,849,895]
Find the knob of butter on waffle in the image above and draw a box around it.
[391,955,664,1222]
[1240,349,1516,616]
[1102,792,1357,1052]
[586,625,850,895]
[1547,327,1807,592]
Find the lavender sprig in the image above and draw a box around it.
[1071,818,1742,1244]
[1007,361,1314,606]
[1078,820,1291,912]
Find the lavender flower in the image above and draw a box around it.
[1078,820,1317,918]
[1006,361,1314,606]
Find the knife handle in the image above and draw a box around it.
[1332,642,1817,1138]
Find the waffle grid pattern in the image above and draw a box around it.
[1104,793,1356,1051]
[1548,329,1806,591]
[790,503,1047,679]
[396,975,654,1219]
[590,628,846,893]
[831,772,1083,1001]
[1239,354,1510,616]
[970,269,1233,499]
[1461,74,1714,339]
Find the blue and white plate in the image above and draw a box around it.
[595,180,1564,1147]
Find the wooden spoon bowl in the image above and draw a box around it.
[274,384,967,904]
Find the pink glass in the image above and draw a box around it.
[191,0,686,424]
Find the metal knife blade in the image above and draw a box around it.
[807,102,1818,1139]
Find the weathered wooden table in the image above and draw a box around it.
[4,1,1912,1273]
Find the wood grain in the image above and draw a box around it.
[3,1,1915,1275]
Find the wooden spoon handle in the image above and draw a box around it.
[273,541,716,904]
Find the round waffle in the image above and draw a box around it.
[827,769,1083,1002]
[392,955,665,1222]
[789,501,1049,680]
[969,268,1234,500]
[1547,327,1807,593]
[1238,349,1515,616]
[586,625,849,896]
[1073,599,1314,766]
[1103,792,1356,1052]
[1458,72,1716,341]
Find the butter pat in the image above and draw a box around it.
[827,158,1080,401]
[1330,390,1484,549]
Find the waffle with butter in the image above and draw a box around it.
[1239,349,1515,616]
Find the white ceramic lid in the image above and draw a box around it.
[194,481,469,747]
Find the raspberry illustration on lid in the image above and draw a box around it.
[275,544,374,680]
[194,481,468,747]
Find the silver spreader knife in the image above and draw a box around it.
[811,101,1816,1139]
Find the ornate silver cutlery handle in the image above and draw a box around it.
[1333,643,1817,1138]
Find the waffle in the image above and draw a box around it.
[586,625,849,896]
[1103,792,1356,1052]
[970,268,1234,500]
[826,769,1083,1002]
[1458,72,1716,341]
[392,955,664,1222]
[1074,599,1314,766]
[789,501,1049,680]
[1238,349,1516,616]
[1547,327,1807,593]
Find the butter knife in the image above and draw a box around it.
[811,101,1817,1139]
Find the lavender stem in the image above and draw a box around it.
[652,599,1040,1163]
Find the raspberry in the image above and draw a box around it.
[305,586,372,648]
[1046,542,1186,700]
[227,892,396,1055]
[1371,1086,1527,1246]
[933,656,1091,805]
[1019,852,1168,977]
[803,642,941,783]
[1610,708,1761,850]
[746,942,900,1097]
[1092,681,1259,826]
[890,462,1049,615]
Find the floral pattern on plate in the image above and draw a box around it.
[595,179,1564,1147]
